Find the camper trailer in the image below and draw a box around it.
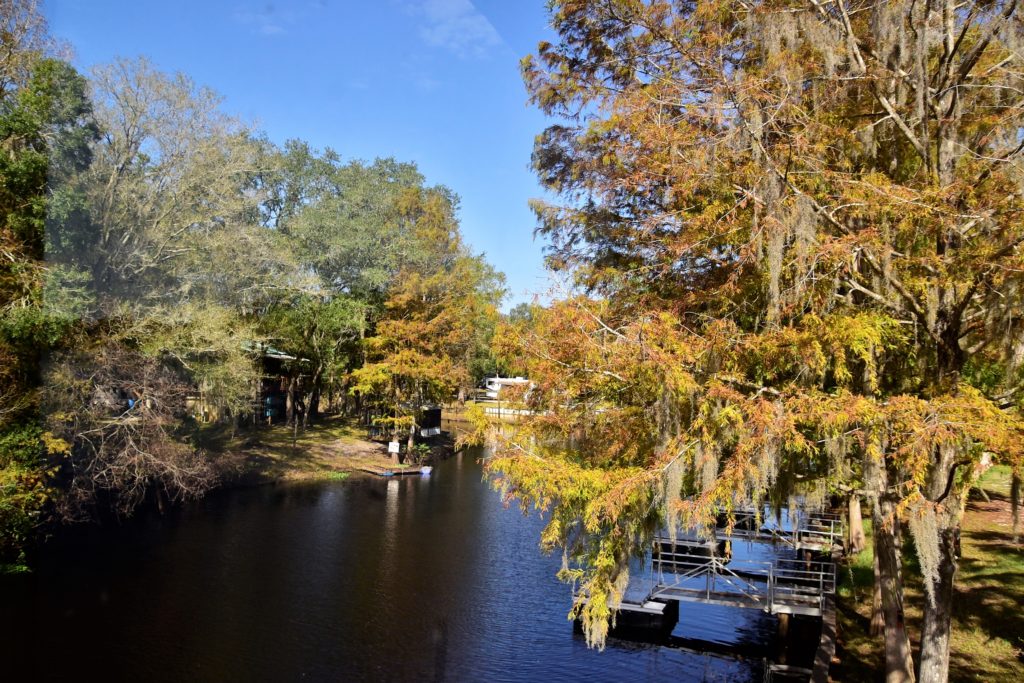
[480,376,531,399]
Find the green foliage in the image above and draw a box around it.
[0,4,98,567]
[284,156,430,303]
[0,58,96,255]
[0,423,62,569]
[126,303,260,415]
[0,6,507,564]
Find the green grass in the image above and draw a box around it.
[948,466,1024,681]
[194,414,392,484]
[833,518,884,682]
[196,414,368,451]
[312,470,350,482]
[834,467,1024,682]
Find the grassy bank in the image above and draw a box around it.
[202,414,452,485]
[833,466,1023,682]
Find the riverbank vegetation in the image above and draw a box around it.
[0,0,503,571]
[5,1,1024,680]
[481,3,1024,682]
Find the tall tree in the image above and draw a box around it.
[0,0,97,569]
[69,57,272,305]
[40,57,274,521]
[262,149,463,427]
[353,187,504,461]
[284,156,430,306]
[261,294,367,427]
[490,3,1024,681]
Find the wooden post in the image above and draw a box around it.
[777,613,790,664]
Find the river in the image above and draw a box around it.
[1,447,780,682]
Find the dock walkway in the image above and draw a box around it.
[357,464,432,477]
[606,507,844,619]
[610,550,836,618]
[719,508,845,552]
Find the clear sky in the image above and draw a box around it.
[44,0,557,309]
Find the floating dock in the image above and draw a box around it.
[357,464,432,477]
[605,548,836,619]
[575,505,845,681]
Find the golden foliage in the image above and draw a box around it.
[494,0,1024,649]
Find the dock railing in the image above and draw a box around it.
[698,507,846,551]
[651,548,836,615]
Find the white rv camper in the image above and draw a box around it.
[481,376,531,399]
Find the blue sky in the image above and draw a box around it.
[45,0,557,309]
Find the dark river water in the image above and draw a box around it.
[1,447,782,682]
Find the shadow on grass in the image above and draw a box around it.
[194,414,367,484]
[951,565,1024,664]
[833,598,885,683]
[832,469,1023,682]
[834,524,885,683]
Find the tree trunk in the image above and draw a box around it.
[1012,470,1020,544]
[309,386,321,420]
[871,544,884,636]
[303,381,320,431]
[307,366,323,426]
[874,494,916,683]
[919,446,966,683]
[865,446,916,681]
[918,524,958,683]
[407,418,417,463]
[286,376,296,426]
[294,395,306,433]
[848,493,866,554]
[253,379,260,427]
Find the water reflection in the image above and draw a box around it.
[1,448,772,682]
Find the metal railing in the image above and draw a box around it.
[664,507,846,552]
[797,512,844,548]
[653,550,772,608]
[650,548,836,614]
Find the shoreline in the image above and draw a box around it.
[209,414,462,488]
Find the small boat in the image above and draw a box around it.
[420,466,433,475]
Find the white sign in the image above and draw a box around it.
[388,441,400,454]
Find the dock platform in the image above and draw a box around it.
[357,464,433,477]
[608,548,837,619]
